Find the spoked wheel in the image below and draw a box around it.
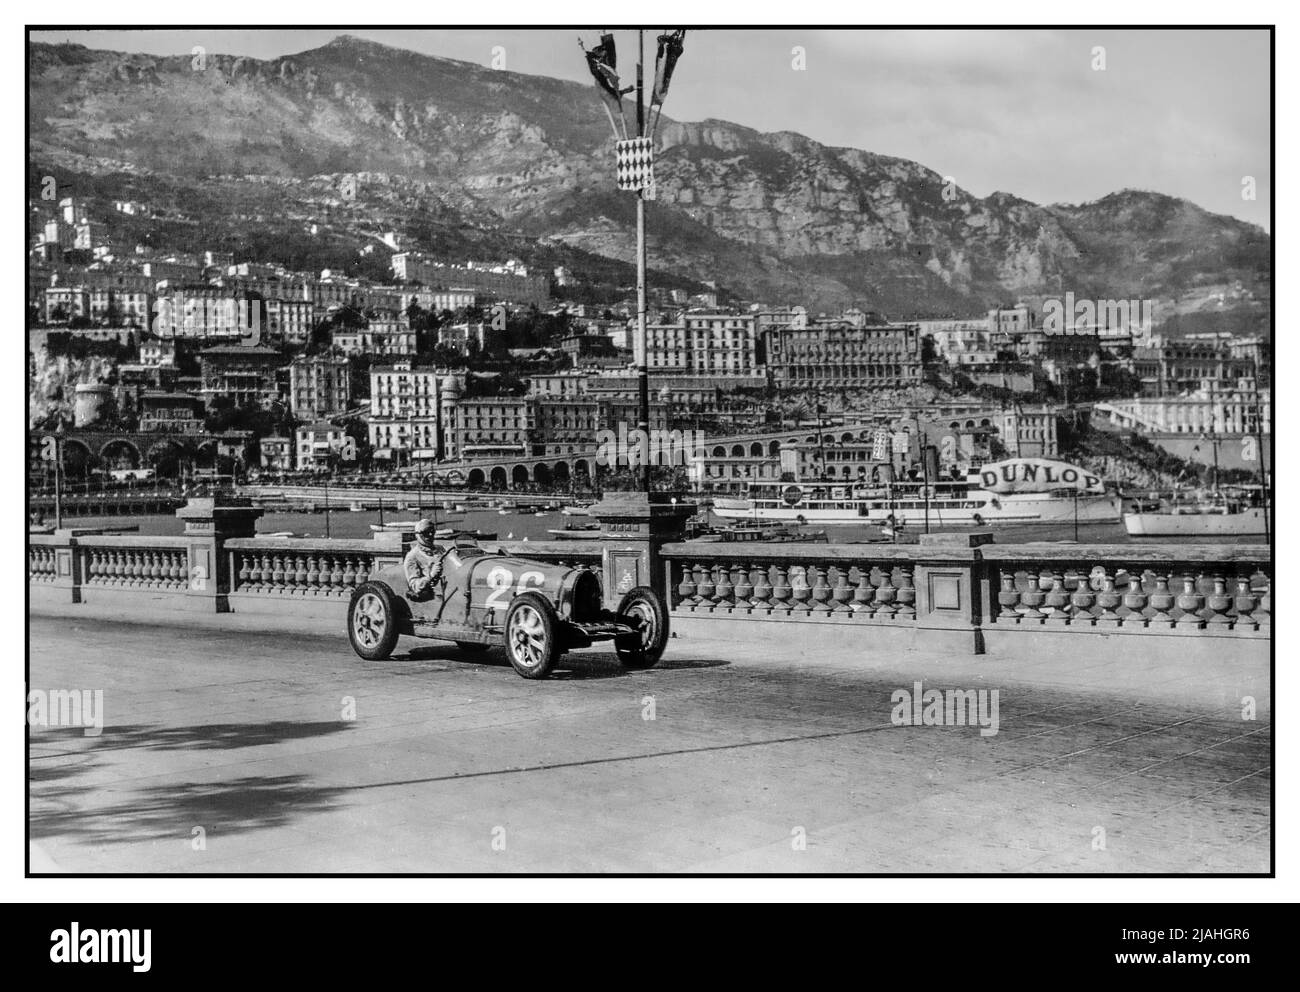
[615,586,669,670]
[348,582,401,660]
[503,592,562,679]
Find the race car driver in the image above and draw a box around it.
[403,518,446,602]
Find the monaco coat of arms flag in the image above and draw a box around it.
[616,137,654,191]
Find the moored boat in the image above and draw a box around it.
[711,458,1121,528]
[1123,490,1270,537]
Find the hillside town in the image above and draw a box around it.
[28,191,1270,499]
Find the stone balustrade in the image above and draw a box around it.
[982,545,1271,636]
[667,549,918,622]
[83,542,190,592]
[28,498,1270,666]
[28,540,58,584]
[226,539,381,599]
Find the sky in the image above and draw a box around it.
[30,27,1272,229]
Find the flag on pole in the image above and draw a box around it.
[616,137,654,191]
[651,30,686,105]
[580,33,627,137]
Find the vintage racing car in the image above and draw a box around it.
[346,539,668,679]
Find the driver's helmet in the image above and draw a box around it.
[414,518,436,547]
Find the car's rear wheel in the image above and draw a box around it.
[615,586,669,669]
[349,582,400,660]
[503,592,562,679]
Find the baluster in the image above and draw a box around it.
[306,555,321,595]
[237,554,251,591]
[271,555,286,591]
[244,554,261,591]
[770,565,792,615]
[830,567,853,614]
[1120,567,1149,627]
[1203,572,1232,626]
[1042,569,1071,622]
[997,570,1021,621]
[751,564,773,613]
[1147,570,1175,626]
[1019,568,1046,621]
[809,565,832,614]
[894,566,916,620]
[676,561,697,609]
[341,556,357,590]
[1093,568,1121,626]
[852,566,874,617]
[356,556,372,586]
[874,567,897,618]
[1232,568,1257,632]
[695,563,717,609]
[293,555,308,592]
[330,556,344,593]
[789,565,812,614]
[1253,571,1271,627]
[732,565,754,608]
[316,556,334,597]
[1174,573,1204,627]
[1069,568,1096,623]
[713,563,735,610]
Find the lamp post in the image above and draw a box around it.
[52,424,64,530]
[580,29,686,495]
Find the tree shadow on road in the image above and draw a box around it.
[29,720,358,846]
[31,720,354,753]
[30,773,348,846]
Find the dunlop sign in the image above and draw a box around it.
[978,458,1104,494]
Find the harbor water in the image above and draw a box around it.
[47,506,1251,545]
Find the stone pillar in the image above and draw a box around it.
[914,531,994,654]
[589,491,695,610]
[175,497,263,612]
[49,530,85,603]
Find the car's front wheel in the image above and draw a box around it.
[615,586,669,669]
[503,592,562,679]
[348,582,400,660]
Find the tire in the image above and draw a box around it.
[503,591,562,679]
[348,582,401,660]
[456,640,491,655]
[615,586,669,670]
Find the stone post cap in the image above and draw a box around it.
[918,531,995,548]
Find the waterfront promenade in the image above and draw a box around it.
[29,606,1269,873]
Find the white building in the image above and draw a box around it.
[368,360,441,461]
[295,423,347,472]
[643,312,758,375]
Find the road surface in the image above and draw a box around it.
[28,614,1270,873]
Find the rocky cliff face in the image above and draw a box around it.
[29,35,1269,314]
